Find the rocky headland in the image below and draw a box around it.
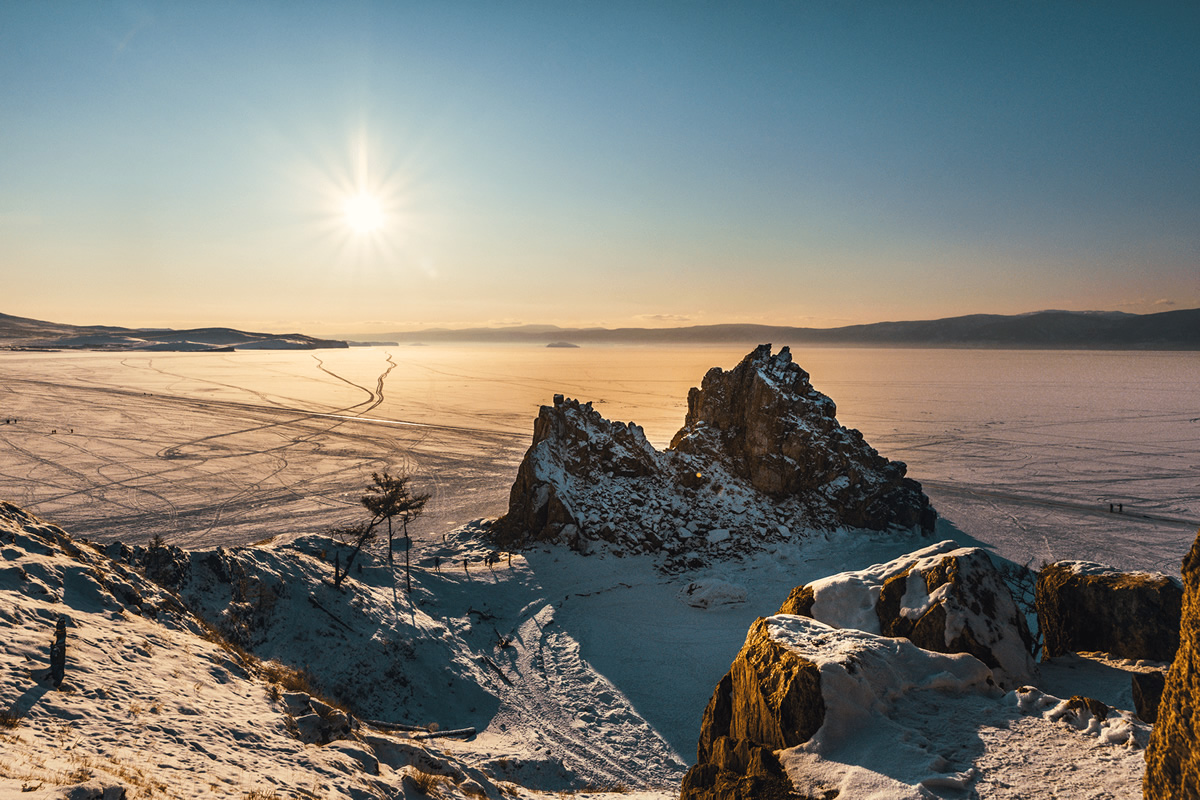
[493,344,935,567]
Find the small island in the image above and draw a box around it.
[546,341,580,348]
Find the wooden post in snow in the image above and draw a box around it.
[49,616,67,688]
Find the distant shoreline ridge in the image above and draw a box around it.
[3,308,1198,351]
[349,308,1200,350]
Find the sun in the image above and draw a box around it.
[342,192,386,234]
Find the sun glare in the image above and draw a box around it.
[342,193,385,234]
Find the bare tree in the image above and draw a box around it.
[330,521,377,589]
[361,471,430,594]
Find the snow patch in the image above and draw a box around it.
[678,579,747,609]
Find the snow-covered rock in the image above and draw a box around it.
[679,579,747,609]
[778,540,1037,689]
[682,612,1151,800]
[493,345,935,565]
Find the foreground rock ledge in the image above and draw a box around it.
[1145,529,1200,798]
[778,540,1036,689]
[493,345,935,561]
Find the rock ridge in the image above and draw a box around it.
[493,345,935,564]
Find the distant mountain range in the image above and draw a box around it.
[357,308,1200,349]
[3,308,1197,351]
[0,312,348,351]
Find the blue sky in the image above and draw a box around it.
[2,1,1197,332]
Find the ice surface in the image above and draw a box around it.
[2,345,1194,572]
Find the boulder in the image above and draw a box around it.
[1132,670,1166,724]
[777,540,1036,688]
[682,617,824,800]
[1036,561,1182,661]
[1145,530,1200,798]
[494,346,936,559]
[682,614,996,800]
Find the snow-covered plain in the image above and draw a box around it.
[2,344,1197,798]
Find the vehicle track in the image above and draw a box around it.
[488,604,683,788]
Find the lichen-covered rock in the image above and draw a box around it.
[1036,561,1182,661]
[777,540,1036,688]
[493,346,935,564]
[1145,530,1200,798]
[679,736,794,800]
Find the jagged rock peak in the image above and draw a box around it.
[671,345,933,533]
[672,344,836,454]
[492,346,936,563]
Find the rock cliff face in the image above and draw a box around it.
[1035,561,1182,662]
[671,344,934,533]
[1144,530,1200,798]
[681,618,823,800]
[493,345,935,564]
[778,541,1036,689]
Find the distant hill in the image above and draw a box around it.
[0,312,348,351]
[354,308,1200,349]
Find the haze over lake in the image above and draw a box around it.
[3,345,1196,574]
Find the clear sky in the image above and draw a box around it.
[2,1,1198,333]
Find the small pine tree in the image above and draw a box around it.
[361,471,430,594]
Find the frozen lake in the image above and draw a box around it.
[1,344,1196,573]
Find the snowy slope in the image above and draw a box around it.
[2,496,1161,799]
[0,502,623,799]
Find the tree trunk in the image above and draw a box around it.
[404,519,412,594]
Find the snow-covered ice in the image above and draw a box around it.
[2,344,1196,798]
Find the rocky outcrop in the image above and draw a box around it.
[681,617,825,800]
[493,346,935,565]
[682,614,998,800]
[1145,530,1200,798]
[1132,670,1166,724]
[777,540,1036,688]
[1036,561,1182,662]
[671,343,935,533]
